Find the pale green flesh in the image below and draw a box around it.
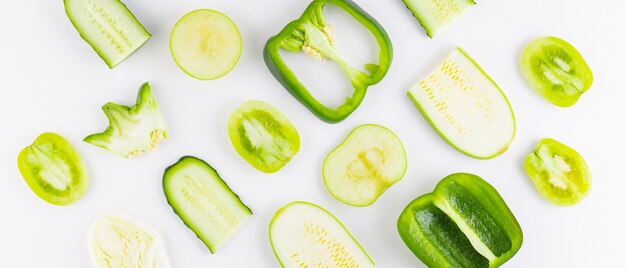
[403,0,475,37]
[170,9,242,80]
[407,48,515,159]
[64,0,151,68]
[269,201,374,268]
[89,212,171,268]
[323,124,407,207]
[164,157,251,252]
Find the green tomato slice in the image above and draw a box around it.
[524,138,592,206]
[228,101,300,173]
[323,124,407,207]
[521,36,593,107]
[17,132,89,206]
[170,9,242,80]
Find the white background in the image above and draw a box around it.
[1,0,624,267]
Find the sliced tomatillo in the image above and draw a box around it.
[18,132,89,206]
[524,138,591,206]
[521,36,593,107]
[264,0,392,123]
[89,212,171,268]
[228,101,300,173]
[85,82,167,158]
[323,124,407,207]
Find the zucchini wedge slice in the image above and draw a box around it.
[408,48,515,159]
[64,0,151,68]
[269,201,374,267]
[163,156,252,253]
[403,0,475,38]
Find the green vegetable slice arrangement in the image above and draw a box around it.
[524,138,591,206]
[269,201,374,268]
[521,36,593,107]
[264,0,393,123]
[17,132,89,206]
[89,212,171,268]
[163,156,252,253]
[170,9,242,80]
[402,0,475,38]
[323,124,407,207]
[85,82,167,158]
[64,0,151,68]
[408,48,515,159]
[398,173,523,268]
[228,101,300,173]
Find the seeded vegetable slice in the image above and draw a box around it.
[228,101,300,173]
[403,0,475,38]
[521,36,593,107]
[323,124,407,207]
[17,132,89,206]
[170,9,242,80]
[163,156,252,253]
[269,201,374,268]
[398,173,523,268]
[524,138,591,206]
[408,48,515,159]
[85,82,167,158]
[89,212,171,268]
[64,0,151,68]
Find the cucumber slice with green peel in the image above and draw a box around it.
[170,9,242,80]
[323,124,407,207]
[89,212,171,268]
[407,48,515,159]
[269,201,374,268]
[64,0,151,68]
[403,0,475,38]
[163,156,252,253]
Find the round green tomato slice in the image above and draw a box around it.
[524,138,591,206]
[17,132,89,205]
[170,9,242,80]
[323,124,407,207]
[228,101,300,173]
[521,36,593,107]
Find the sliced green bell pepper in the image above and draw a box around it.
[264,0,392,123]
[398,173,523,268]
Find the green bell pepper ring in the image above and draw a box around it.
[398,173,523,268]
[264,0,393,123]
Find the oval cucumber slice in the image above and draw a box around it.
[163,156,252,253]
[269,201,374,268]
[403,0,475,38]
[89,212,171,268]
[170,9,242,80]
[64,0,151,68]
[323,124,407,207]
[408,48,515,159]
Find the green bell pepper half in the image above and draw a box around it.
[398,173,523,268]
[263,0,392,123]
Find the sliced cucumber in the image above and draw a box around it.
[408,48,515,159]
[89,212,170,268]
[269,201,374,268]
[403,0,475,38]
[163,156,252,253]
[64,0,151,68]
[323,124,407,207]
[170,9,242,80]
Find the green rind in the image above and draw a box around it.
[169,9,242,80]
[263,0,393,123]
[64,0,151,68]
[17,132,89,206]
[402,0,476,38]
[322,124,407,207]
[269,201,374,267]
[407,48,516,159]
[163,156,252,253]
